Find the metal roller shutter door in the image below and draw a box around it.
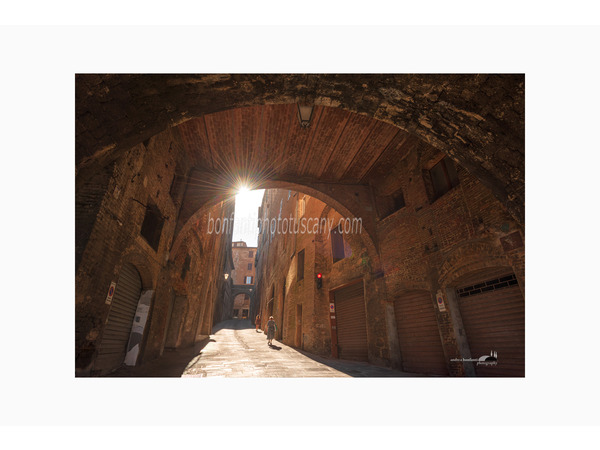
[94,264,142,373]
[334,281,368,361]
[457,274,524,377]
[394,291,448,376]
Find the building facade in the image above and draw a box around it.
[255,144,524,377]
[75,127,234,376]
[231,241,257,319]
[76,74,524,377]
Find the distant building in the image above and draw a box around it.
[230,241,257,319]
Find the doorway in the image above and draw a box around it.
[295,304,303,349]
[94,263,143,373]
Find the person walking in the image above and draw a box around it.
[266,316,277,346]
[255,314,261,333]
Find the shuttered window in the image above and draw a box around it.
[297,249,305,281]
[428,157,459,201]
[140,202,164,251]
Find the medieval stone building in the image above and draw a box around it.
[255,132,524,376]
[75,125,235,376]
[231,241,257,319]
[75,74,524,377]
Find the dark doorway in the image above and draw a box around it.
[295,304,303,349]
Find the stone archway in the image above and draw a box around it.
[76,75,524,225]
[231,287,254,320]
[174,179,382,271]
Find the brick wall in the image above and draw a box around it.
[253,138,524,375]
[75,127,234,375]
[231,244,257,285]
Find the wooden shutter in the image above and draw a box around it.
[394,291,448,376]
[457,273,524,377]
[334,281,368,361]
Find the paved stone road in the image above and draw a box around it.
[110,319,419,377]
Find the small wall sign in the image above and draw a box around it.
[105,281,117,305]
[329,303,335,313]
[436,290,446,312]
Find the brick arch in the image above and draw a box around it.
[168,230,204,297]
[168,225,204,266]
[76,74,524,225]
[173,180,383,273]
[389,282,435,298]
[437,241,510,288]
[231,285,254,300]
[233,293,248,302]
[117,249,156,290]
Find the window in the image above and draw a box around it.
[297,249,305,281]
[169,167,187,205]
[140,202,164,252]
[331,226,352,263]
[428,157,459,201]
[249,250,253,258]
[392,189,406,211]
[245,276,253,284]
[298,196,306,217]
[248,263,252,270]
[181,255,191,280]
[376,188,406,219]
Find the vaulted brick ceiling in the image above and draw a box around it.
[76,74,524,224]
[176,104,419,188]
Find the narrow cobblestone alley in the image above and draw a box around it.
[110,319,418,377]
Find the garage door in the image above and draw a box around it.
[457,273,524,377]
[334,281,368,361]
[394,291,448,376]
[94,264,142,374]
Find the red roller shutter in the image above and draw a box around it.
[457,273,524,377]
[334,281,368,361]
[394,291,448,376]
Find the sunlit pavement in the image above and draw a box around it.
[110,319,419,377]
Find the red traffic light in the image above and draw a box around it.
[317,273,322,278]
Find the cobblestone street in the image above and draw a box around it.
[110,319,419,377]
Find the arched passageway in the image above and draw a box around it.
[75,74,525,377]
[76,75,524,225]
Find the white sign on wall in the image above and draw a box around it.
[436,290,447,312]
[105,281,117,305]
[124,290,154,366]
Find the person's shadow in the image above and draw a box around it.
[269,344,282,351]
